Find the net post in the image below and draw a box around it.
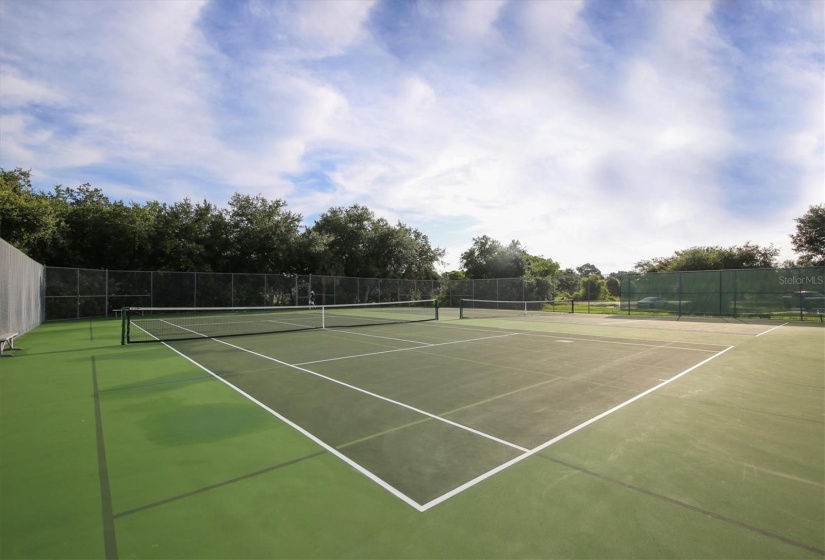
[321,305,325,329]
[459,299,464,319]
[435,299,439,321]
[570,299,575,313]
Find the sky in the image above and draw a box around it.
[1,0,823,273]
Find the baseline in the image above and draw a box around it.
[153,320,736,512]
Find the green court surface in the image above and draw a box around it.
[1,310,823,559]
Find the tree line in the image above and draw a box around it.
[0,168,445,279]
[450,206,823,300]
[2,167,823,301]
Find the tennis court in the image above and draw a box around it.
[1,305,823,559]
[148,313,729,510]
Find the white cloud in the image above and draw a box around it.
[440,0,506,43]
[0,68,65,107]
[1,0,821,272]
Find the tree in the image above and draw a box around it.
[47,184,116,268]
[634,243,779,273]
[0,168,62,261]
[576,263,602,278]
[306,205,443,278]
[100,199,158,270]
[575,275,608,301]
[385,224,444,279]
[605,276,621,298]
[527,255,560,278]
[224,193,302,273]
[308,205,374,276]
[492,240,528,278]
[604,271,626,298]
[442,270,466,281]
[149,199,227,271]
[790,204,825,266]
[555,268,580,296]
[459,236,529,279]
[460,235,503,279]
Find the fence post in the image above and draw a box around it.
[678,272,683,317]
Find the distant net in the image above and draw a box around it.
[460,299,573,319]
[122,299,438,343]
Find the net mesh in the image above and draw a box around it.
[123,299,438,343]
[460,299,573,319]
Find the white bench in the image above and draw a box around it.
[0,332,18,357]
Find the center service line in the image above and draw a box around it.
[294,332,521,366]
[158,340,426,511]
[212,337,529,453]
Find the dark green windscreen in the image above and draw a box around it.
[621,267,825,319]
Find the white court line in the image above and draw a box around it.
[517,331,724,352]
[303,327,720,368]
[152,320,735,512]
[158,318,208,337]
[294,332,521,366]
[210,337,529,454]
[430,321,726,352]
[157,341,425,511]
[327,329,434,346]
[756,323,788,337]
[419,344,735,511]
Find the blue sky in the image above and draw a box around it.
[1,0,822,273]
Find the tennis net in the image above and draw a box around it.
[121,299,438,344]
[459,299,573,319]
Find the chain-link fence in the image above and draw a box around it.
[1,238,45,335]
[621,267,825,320]
[43,268,445,320]
[42,268,561,320]
[438,276,557,307]
[40,265,825,321]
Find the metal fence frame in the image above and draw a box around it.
[40,265,825,321]
[42,268,559,320]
